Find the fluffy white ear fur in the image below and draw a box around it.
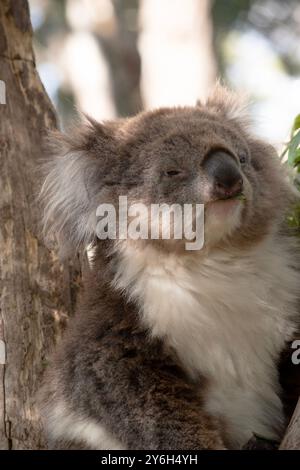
[201,82,251,125]
[40,146,100,256]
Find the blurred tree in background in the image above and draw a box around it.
[29,0,300,146]
[213,0,300,75]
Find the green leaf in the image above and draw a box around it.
[292,114,300,133]
[287,130,300,166]
[280,144,289,160]
[293,150,300,168]
[282,115,300,231]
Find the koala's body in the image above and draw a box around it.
[40,86,300,450]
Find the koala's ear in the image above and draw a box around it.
[40,117,118,257]
[199,82,250,125]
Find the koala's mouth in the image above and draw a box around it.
[219,192,246,202]
[205,191,245,219]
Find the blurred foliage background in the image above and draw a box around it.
[28,0,300,149]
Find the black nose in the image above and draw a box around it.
[203,150,243,200]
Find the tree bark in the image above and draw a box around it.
[0,0,78,449]
[280,399,300,450]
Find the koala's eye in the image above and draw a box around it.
[164,170,182,177]
[239,154,247,164]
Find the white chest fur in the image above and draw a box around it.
[115,239,299,448]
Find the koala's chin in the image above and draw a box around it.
[39,84,300,450]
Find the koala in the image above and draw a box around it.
[39,85,300,450]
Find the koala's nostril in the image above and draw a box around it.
[215,177,243,199]
[203,150,243,200]
[215,168,242,190]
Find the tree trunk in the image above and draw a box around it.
[138,0,217,109]
[280,399,300,450]
[0,0,77,450]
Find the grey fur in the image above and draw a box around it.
[39,85,300,450]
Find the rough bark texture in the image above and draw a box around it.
[280,399,300,450]
[0,0,78,450]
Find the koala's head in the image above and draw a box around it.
[41,85,294,257]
